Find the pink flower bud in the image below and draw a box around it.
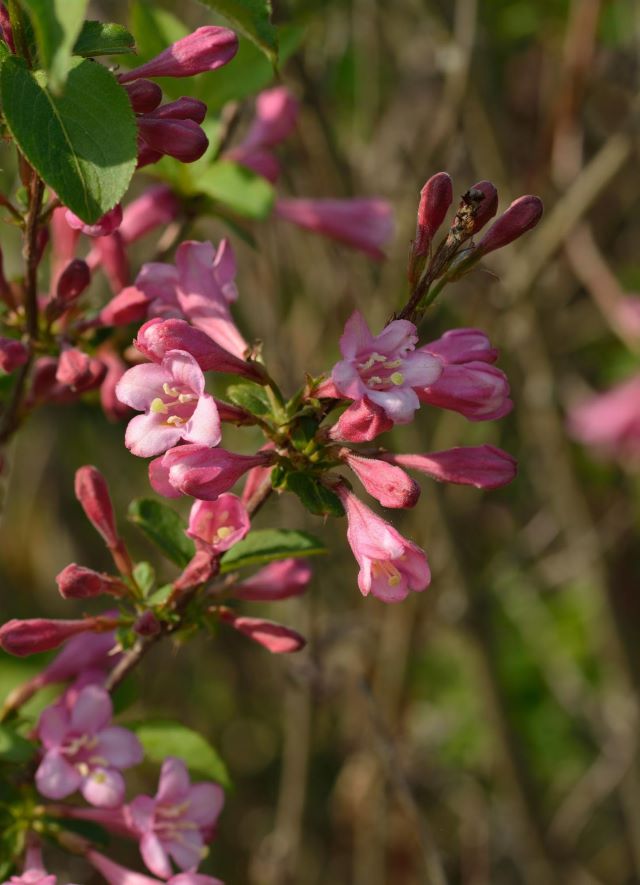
[56,258,90,303]
[134,317,263,381]
[328,397,393,443]
[468,180,499,234]
[0,616,119,656]
[476,195,543,256]
[417,362,513,421]
[152,97,207,123]
[384,445,517,490]
[74,466,119,548]
[414,172,453,256]
[65,204,123,238]
[56,563,127,599]
[50,207,79,291]
[56,348,106,392]
[90,232,130,293]
[0,5,15,53]
[187,494,250,552]
[242,86,299,150]
[133,611,161,636]
[99,349,131,422]
[219,609,306,653]
[137,117,209,163]
[422,328,498,365]
[275,198,394,260]
[151,445,274,501]
[234,559,312,601]
[119,26,238,83]
[123,79,163,113]
[0,336,28,373]
[100,285,150,326]
[227,147,280,183]
[173,548,219,592]
[341,450,420,508]
[119,185,180,244]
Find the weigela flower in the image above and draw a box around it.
[118,27,238,83]
[234,559,312,601]
[150,445,274,500]
[65,204,123,238]
[186,494,250,552]
[35,683,143,807]
[328,397,393,443]
[126,756,224,878]
[219,609,307,653]
[6,839,71,885]
[422,328,498,365]
[336,484,430,602]
[416,361,512,421]
[340,450,420,508]
[332,311,441,423]
[116,350,221,458]
[383,445,517,490]
[227,86,299,183]
[0,615,119,656]
[86,848,223,885]
[568,374,640,462]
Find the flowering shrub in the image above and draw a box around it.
[0,1,542,879]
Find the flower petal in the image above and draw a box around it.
[157,756,191,803]
[70,685,112,734]
[81,766,125,808]
[141,831,173,879]
[162,349,205,396]
[38,704,69,748]
[35,751,81,799]
[367,386,420,424]
[125,412,184,458]
[96,726,144,768]
[186,782,225,826]
[183,394,221,448]
[339,311,374,360]
[115,363,172,410]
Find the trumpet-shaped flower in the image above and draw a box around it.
[332,311,441,423]
[116,350,220,457]
[187,494,250,552]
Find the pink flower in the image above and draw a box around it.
[275,198,394,260]
[116,350,221,457]
[120,185,181,245]
[86,849,224,885]
[127,756,224,878]
[41,630,120,684]
[65,204,123,238]
[568,374,640,462]
[227,86,299,182]
[0,615,119,656]
[119,27,238,83]
[475,195,543,256]
[234,559,312,601]
[150,445,273,500]
[55,347,106,392]
[328,397,393,443]
[332,311,441,423]
[219,610,306,653]
[186,494,250,552]
[422,328,498,365]
[341,450,420,508]
[35,683,143,807]
[384,445,517,490]
[336,485,430,602]
[0,336,28,373]
[7,839,62,885]
[417,361,512,421]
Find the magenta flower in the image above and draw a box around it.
[422,328,498,365]
[186,494,250,552]
[86,849,223,885]
[150,444,274,500]
[335,485,430,602]
[35,684,143,807]
[219,609,307,653]
[0,336,28,373]
[275,198,394,260]
[341,450,420,508]
[126,756,224,878]
[119,27,238,83]
[568,374,640,462]
[332,311,441,423]
[40,630,120,685]
[0,615,119,656]
[234,559,312,601]
[383,445,517,490]
[116,350,221,458]
[6,839,67,885]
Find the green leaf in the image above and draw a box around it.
[147,584,173,607]
[133,720,230,788]
[290,416,320,452]
[0,56,137,223]
[227,382,271,416]
[128,498,194,568]
[197,0,278,64]
[198,161,274,220]
[0,725,36,763]
[284,472,345,517]
[220,528,326,573]
[133,561,156,595]
[73,21,136,57]
[18,0,88,93]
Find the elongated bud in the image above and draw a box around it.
[56,258,90,303]
[119,185,180,244]
[173,548,219,592]
[234,559,312,601]
[65,204,123,238]
[56,563,127,599]
[0,615,119,656]
[123,79,163,113]
[151,97,207,123]
[74,466,124,556]
[118,26,238,83]
[384,445,517,490]
[137,117,209,163]
[0,337,28,373]
[421,329,498,365]
[329,398,393,443]
[219,609,306,654]
[100,285,149,326]
[414,172,453,257]
[341,450,420,508]
[468,180,498,234]
[476,195,543,256]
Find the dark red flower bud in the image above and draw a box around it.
[137,117,208,164]
[56,259,91,303]
[152,97,207,124]
[414,172,453,257]
[0,337,28,373]
[476,195,543,256]
[133,611,161,636]
[123,79,163,114]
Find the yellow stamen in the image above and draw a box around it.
[216,525,233,540]
[390,372,404,386]
[178,393,196,404]
[163,382,180,397]
[150,397,168,414]
[166,415,186,426]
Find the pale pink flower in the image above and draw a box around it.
[86,849,224,885]
[383,445,517,490]
[275,198,394,260]
[227,86,299,182]
[127,756,224,878]
[187,494,250,552]
[116,350,221,458]
[118,27,237,83]
[35,683,142,807]
[341,450,420,508]
[422,328,498,365]
[219,609,306,653]
[336,485,430,602]
[0,615,119,656]
[568,374,640,462]
[150,445,273,500]
[234,559,312,601]
[332,311,441,423]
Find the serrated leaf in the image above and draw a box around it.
[128,498,194,568]
[227,382,271,416]
[0,725,36,763]
[0,56,137,223]
[197,0,277,64]
[284,473,345,517]
[18,0,88,92]
[220,529,326,573]
[133,720,230,788]
[198,161,274,220]
[73,21,136,57]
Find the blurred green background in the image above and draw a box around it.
[2,0,640,882]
